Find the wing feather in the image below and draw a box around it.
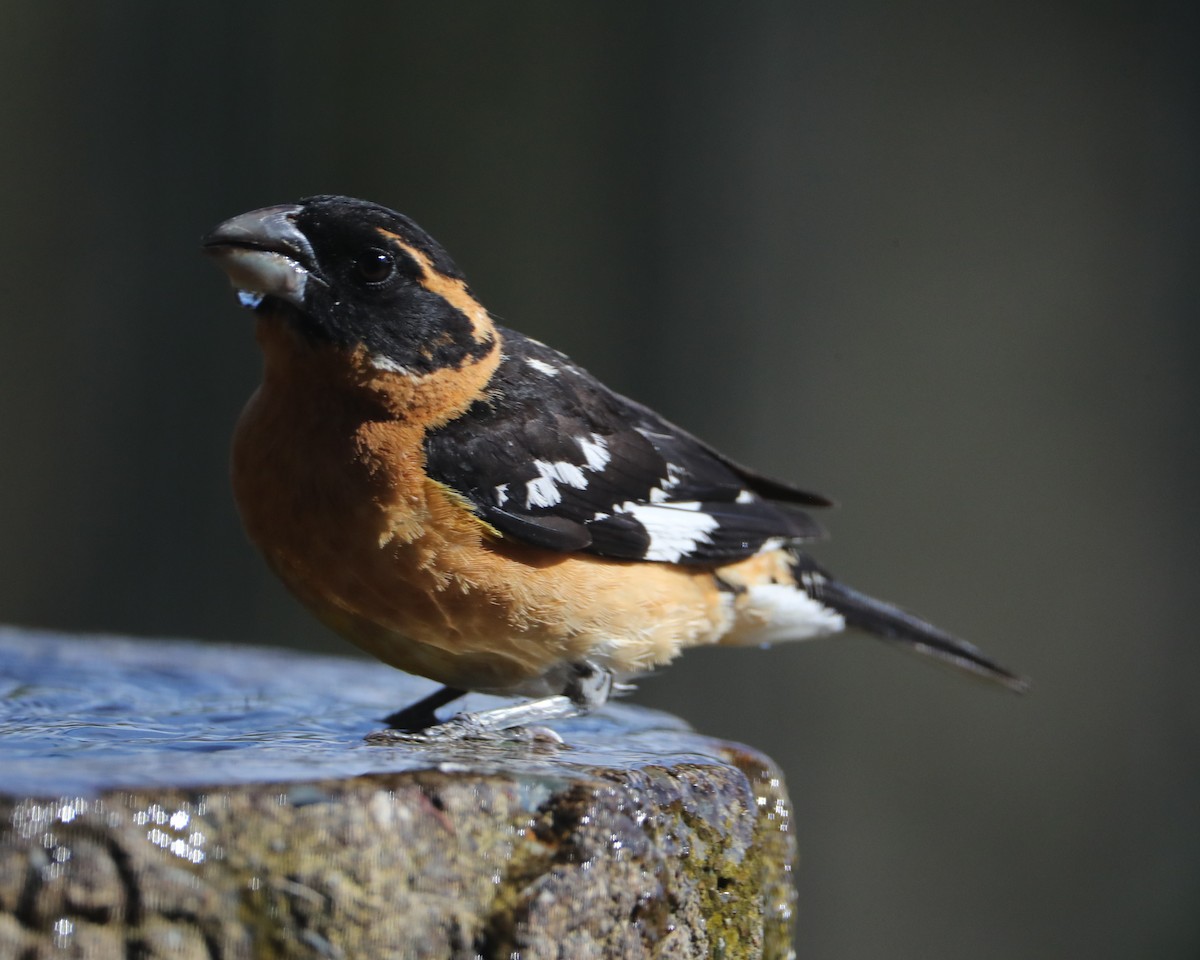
[423,328,828,565]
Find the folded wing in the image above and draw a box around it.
[423,329,828,565]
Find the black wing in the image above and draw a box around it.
[423,328,829,565]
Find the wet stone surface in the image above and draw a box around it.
[0,627,796,959]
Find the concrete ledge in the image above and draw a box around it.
[0,627,796,959]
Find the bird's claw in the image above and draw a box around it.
[365,713,565,746]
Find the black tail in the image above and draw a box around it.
[805,572,1029,692]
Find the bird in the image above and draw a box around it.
[203,195,1027,739]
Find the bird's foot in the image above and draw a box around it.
[367,694,577,744]
[366,661,614,745]
[366,716,565,746]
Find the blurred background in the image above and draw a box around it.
[1,1,1197,956]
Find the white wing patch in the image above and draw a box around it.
[526,357,560,377]
[756,536,787,555]
[577,434,610,471]
[522,436,612,509]
[525,459,590,509]
[647,462,684,504]
[739,583,845,645]
[543,460,588,489]
[495,483,509,507]
[615,501,719,562]
[525,476,560,508]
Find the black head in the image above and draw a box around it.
[204,195,494,374]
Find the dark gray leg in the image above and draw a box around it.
[382,685,466,731]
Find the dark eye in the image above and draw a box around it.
[352,248,395,285]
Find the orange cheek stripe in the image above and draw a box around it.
[376,229,494,345]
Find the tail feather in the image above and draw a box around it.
[805,573,1029,693]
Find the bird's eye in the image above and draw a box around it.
[352,249,395,285]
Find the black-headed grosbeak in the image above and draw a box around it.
[203,196,1026,739]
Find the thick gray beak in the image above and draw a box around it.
[203,204,315,308]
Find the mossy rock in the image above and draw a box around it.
[0,627,796,958]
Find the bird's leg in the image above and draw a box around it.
[563,660,617,711]
[382,685,466,731]
[430,661,615,738]
[367,662,614,743]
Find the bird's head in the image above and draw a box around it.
[203,195,496,376]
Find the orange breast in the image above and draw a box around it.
[232,313,739,694]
